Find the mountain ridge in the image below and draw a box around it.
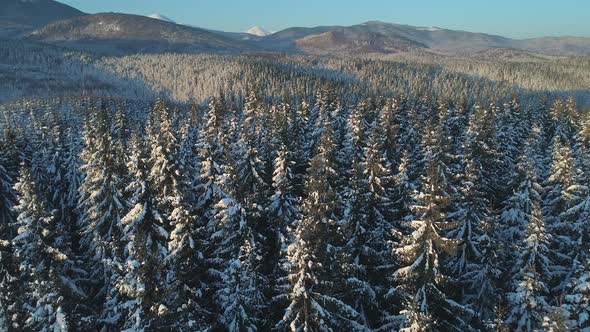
[26,12,257,55]
[0,0,84,38]
[5,1,589,57]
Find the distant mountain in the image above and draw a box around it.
[294,25,426,55]
[246,26,270,37]
[147,13,175,23]
[27,12,257,55]
[0,0,85,38]
[254,21,590,56]
[11,4,590,57]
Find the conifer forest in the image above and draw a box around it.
[1,1,590,331]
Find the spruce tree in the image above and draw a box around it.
[0,154,14,226]
[393,128,478,331]
[542,137,586,295]
[147,100,180,221]
[167,126,210,329]
[449,105,501,322]
[563,258,590,330]
[505,198,552,332]
[267,143,301,319]
[278,128,362,331]
[391,150,415,223]
[12,165,74,331]
[77,110,125,328]
[209,167,266,331]
[341,122,397,328]
[114,134,170,330]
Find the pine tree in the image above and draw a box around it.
[196,97,231,244]
[0,146,19,329]
[114,134,170,330]
[12,165,73,331]
[499,144,543,250]
[341,122,397,328]
[560,160,590,330]
[563,258,589,330]
[506,198,552,332]
[0,192,21,330]
[267,143,301,317]
[496,98,527,202]
[0,154,14,226]
[62,127,84,226]
[278,128,363,332]
[391,150,415,222]
[147,100,180,220]
[393,128,478,331]
[77,110,125,328]
[449,105,501,322]
[542,137,586,295]
[574,111,590,181]
[377,98,401,167]
[337,104,366,192]
[209,167,266,331]
[166,125,210,329]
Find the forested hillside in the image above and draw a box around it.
[0,89,588,331]
[2,40,590,108]
[1,3,589,330]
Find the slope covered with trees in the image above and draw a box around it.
[0,86,588,331]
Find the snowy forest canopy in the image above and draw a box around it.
[0,31,589,331]
[0,86,588,332]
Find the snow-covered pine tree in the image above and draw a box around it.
[0,151,21,329]
[448,104,501,322]
[0,150,15,226]
[267,143,301,320]
[0,146,18,328]
[278,127,363,332]
[285,99,310,197]
[397,101,424,183]
[0,238,21,330]
[231,90,269,234]
[12,165,74,331]
[209,165,267,331]
[560,150,590,330]
[114,134,170,330]
[147,100,180,222]
[574,111,590,181]
[62,127,84,226]
[496,99,526,188]
[376,98,401,168]
[391,150,415,224]
[27,111,57,200]
[542,137,586,295]
[563,258,589,331]
[77,110,125,328]
[341,121,398,329]
[306,87,336,155]
[499,138,543,249]
[505,197,553,332]
[196,97,227,215]
[549,97,578,144]
[392,128,479,331]
[166,125,210,329]
[336,103,366,193]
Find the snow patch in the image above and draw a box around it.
[147,13,176,23]
[246,26,271,37]
[416,26,443,32]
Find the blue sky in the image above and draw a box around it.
[57,0,589,39]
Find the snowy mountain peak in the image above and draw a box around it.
[246,26,270,37]
[147,13,175,23]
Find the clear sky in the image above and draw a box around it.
[57,0,590,39]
